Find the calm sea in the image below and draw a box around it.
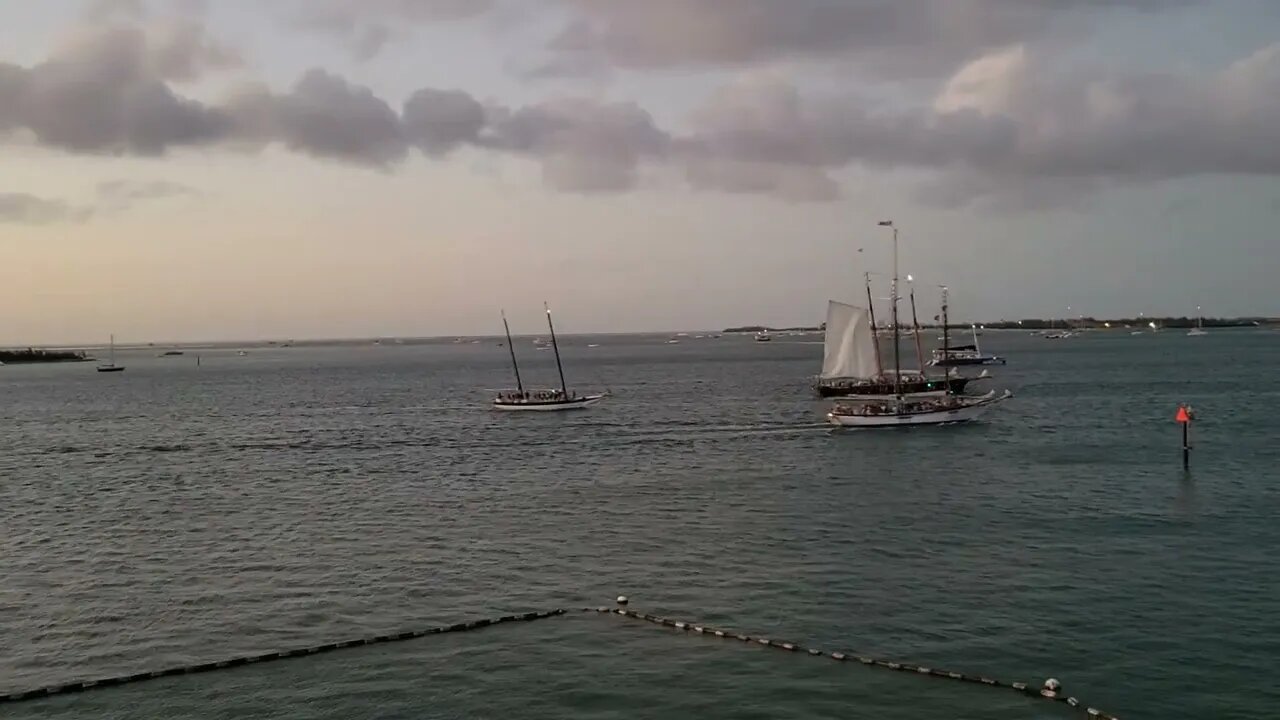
[2,331,1278,719]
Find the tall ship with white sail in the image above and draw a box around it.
[827,221,1011,428]
[815,277,983,398]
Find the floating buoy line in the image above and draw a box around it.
[1,597,1119,718]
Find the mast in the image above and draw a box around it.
[879,220,901,398]
[940,286,950,365]
[864,272,882,377]
[501,311,524,394]
[109,334,115,365]
[971,323,981,354]
[544,302,569,397]
[908,278,925,374]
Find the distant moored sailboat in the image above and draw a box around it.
[97,334,125,373]
[1188,306,1208,336]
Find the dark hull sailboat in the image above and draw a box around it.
[929,344,1006,366]
[815,374,979,398]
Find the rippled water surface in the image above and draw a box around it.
[3,331,1278,719]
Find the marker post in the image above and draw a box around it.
[1176,405,1193,469]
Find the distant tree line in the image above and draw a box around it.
[982,317,1270,329]
[0,348,91,363]
[725,316,1274,333]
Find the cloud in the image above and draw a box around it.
[483,98,670,192]
[539,0,1197,79]
[97,179,199,202]
[225,70,409,166]
[402,88,487,156]
[670,42,1280,207]
[0,17,240,155]
[292,0,497,60]
[0,193,94,225]
[83,0,147,23]
[0,182,200,226]
[7,10,1280,207]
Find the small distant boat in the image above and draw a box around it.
[97,334,125,373]
[755,331,772,342]
[492,305,608,412]
[666,338,681,344]
[160,350,184,357]
[237,351,249,356]
[930,321,1005,366]
[1188,307,1208,336]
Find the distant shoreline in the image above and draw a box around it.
[0,349,93,364]
[726,317,1278,333]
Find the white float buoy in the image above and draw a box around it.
[616,595,629,606]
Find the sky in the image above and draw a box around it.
[2,0,1279,344]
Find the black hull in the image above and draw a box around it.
[816,375,975,398]
[932,357,1006,367]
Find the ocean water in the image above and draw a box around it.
[2,331,1278,719]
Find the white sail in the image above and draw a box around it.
[821,301,879,380]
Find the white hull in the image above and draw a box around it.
[1187,328,1207,336]
[827,390,1011,428]
[492,393,607,412]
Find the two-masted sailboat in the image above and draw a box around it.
[827,221,1011,428]
[493,304,607,411]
